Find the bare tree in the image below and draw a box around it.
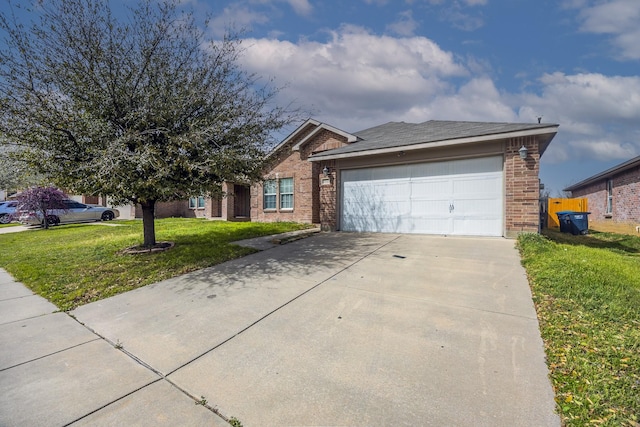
[0,0,298,246]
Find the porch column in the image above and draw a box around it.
[505,136,541,237]
[319,163,337,231]
[221,182,235,221]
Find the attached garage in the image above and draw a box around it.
[340,156,504,236]
[256,118,558,238]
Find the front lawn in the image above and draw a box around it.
[517,230,640,426]
[0,218,312,310]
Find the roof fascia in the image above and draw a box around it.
[309,126,559,161]
[266,118,321,159]
[291,123,359,151]
[564,156,640,191]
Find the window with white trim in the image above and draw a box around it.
[189,196,205,209]
[279,177,294,210]
[606,179,613,214]
[263,180,277,210]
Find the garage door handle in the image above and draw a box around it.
[449,204,454,213]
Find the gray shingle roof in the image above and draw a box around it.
[309,120,559,159]
[564,155,640,191]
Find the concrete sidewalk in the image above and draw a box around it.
[0,225,35,234]
[0,233,559,426]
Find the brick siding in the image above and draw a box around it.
[135,201,190,218]
[571,164,640,225]
[504,136,541,237]
[319,160,337,231]
[251,125,348,224]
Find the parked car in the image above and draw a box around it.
[0,201,19,224]
[18,200,120,226]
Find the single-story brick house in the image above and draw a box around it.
[564,155,640,228]
[101,118,558,237]
[250,118,558,238]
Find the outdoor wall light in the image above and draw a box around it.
[322,166,330,176]
[518,145,528,160]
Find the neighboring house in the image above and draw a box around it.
[564,155,640,227]
[81,181,251,221]
[251,118,558,238]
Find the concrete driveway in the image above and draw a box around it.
[0,233,559,426]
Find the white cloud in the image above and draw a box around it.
[531,72,640,123]
[238,25,639,164]
[241,26,471,129]
[386,10,419,36]
[286,0,313,16]
[207,0,313,37]
[574,0,640,60]
[440,5,484,31]
[240,26,516,131]
[568,139,637,160]
[209,4,270,37]
[517,72,640,162]
[408,78,517,123]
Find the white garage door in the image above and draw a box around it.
[341,156,504,236]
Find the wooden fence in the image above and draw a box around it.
[546,198,588,229]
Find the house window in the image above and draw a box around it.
[189,196,205,209]
[279,177,294,210]
[263,180,277,210]
[606,179,613,214]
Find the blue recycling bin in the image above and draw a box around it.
[556,211,590,235]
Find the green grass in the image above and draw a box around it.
[517,230,640,426]
[0,218,312,310]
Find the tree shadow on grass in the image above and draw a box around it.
[543,229,640,255]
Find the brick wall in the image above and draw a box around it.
[504,136,541,237]
[571,182,607,218]
[571,164,639,225]
[319,160,337,231]
[135,200,190,218]
[251,125,348,224]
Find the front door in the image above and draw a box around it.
[234,185,250,218]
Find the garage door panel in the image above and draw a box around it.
[453,198,501,216]
[409,162,450,179]
[341,157,503,236]
[410,178,450,198]
[342,180,410,233]
[449,156,503,175]
[452,174,500,195]
[453,217,502,236]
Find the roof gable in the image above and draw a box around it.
[268,119,358,159]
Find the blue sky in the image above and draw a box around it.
[3,0,639,195]
[200,0,640,195]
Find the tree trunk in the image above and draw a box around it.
[41,209,49,229]
[140,200,156,247]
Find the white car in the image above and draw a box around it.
[19,200,120,226]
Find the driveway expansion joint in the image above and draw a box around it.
[164,234,403,377]
[64,312,232,424]
[0,337,102,372]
